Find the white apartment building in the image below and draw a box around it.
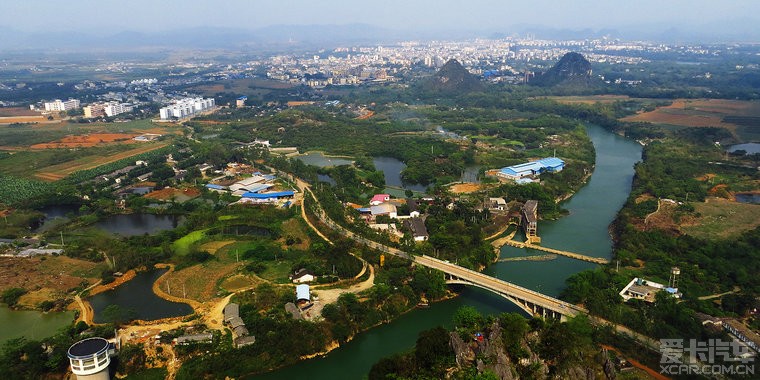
[44,98,81,112]
[159,97,215,120]
[84,102,133,118]
[103,102,133,117]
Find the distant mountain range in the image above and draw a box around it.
[1,19,759,53]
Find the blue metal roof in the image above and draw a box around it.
[205,184,225,190]
[242,191,295,199]
[242,183,273,193]
[537,157,565,168]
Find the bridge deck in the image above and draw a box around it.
[494,238,609,265]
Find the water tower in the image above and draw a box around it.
[669,267,681,289]
[67,337,111,380]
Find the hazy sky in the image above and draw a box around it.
[4,0,757,33]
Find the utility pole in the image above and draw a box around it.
[616,260,619,273]
[236,250,239,263]
[60,231,64,246]
[166,280,170,295]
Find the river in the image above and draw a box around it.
[251,124,643,379]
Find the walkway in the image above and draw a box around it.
[494,238,609,265]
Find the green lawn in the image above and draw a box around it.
[172,230,208,255]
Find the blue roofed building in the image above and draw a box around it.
[497,157,564,180]
[241,190,295,199]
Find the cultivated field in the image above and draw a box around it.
[621,99,760,141]
[34,142,167,181]
[30,133,139,149]
[0,107,39,117]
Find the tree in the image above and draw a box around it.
[415,326,453,368]
[453,306,482,331]
[1,288,26,306]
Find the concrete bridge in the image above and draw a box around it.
[301,186,585,320]
[416,255,585,321]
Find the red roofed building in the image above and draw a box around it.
[370,194,390,206]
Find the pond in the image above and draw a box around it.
[0,306,74,344]
[95,214,183,236]
[88,269,193,323]
[372,156,427,192]
[33,204,80,232]
[727,142,760,155]
[735,193,760,204]
[296,152,354,167]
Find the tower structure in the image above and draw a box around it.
[67,337,111,380]
[669,267,680,289]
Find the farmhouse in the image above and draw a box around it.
[370,194,390,206]
[619,278,681,303]
[291,269,315,283]
[404,217,429,241]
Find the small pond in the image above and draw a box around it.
[95,214,183,236]
[727,143,760,155]
[735,193,760,204]
[89,269,193,323]
[372,156,427,192]
[296,152,354,167]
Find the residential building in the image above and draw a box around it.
[619,277,681,303]
[370,193,390,206]
[44,98,80,112]
[159,97,215,120]
[405,217,429,241]
[236,96,247,107]
[84,102,133,118]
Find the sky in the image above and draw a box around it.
[3,0,758,35]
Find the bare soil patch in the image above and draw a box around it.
[621,99,760,133]
[0,256,100,294]
[144,187,201,202]
[0,107,40,117]
[30,133,139,149]
[449,183,483,194]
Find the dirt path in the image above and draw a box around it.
[306,263,375,320]
[296,180,333,245]
[601,344,670,380]
[697,286,741,301]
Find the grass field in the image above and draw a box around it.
[621,99,760,141]
[187,77,295,97]
[172,230,208,256]
[682,197,760,239]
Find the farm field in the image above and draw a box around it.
[30,133,139,148]
[34,142,168,181]
[188,77,295,97]
[0,107,40,117]
[0,256,103,297]
[621,99,760,141]
[0,119,177,149]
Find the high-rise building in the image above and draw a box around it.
[159,97,216,120]
[44,98,81,112]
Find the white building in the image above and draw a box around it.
[159,97,215,120]
[84,102,132,118]
[44,98,80,112]
[103,102,133,117]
